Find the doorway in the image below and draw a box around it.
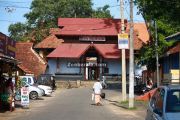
[85,57,99,80]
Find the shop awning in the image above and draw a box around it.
[0,53,18,64]
[47,43,129,59]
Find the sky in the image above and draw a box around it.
[0,0,144,36]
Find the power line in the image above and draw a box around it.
[0,0,31,3]
[0,19,20,23]
[0,5,30,9]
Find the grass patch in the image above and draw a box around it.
[118,100,148,110]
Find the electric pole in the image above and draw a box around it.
[129,0,134,108]
[155,20,160,86]
[120,0,127,101]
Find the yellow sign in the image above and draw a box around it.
[171,69,180,75]
[118,33,129,39]
[118,33,129,49]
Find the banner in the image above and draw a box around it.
[21,87,29,107]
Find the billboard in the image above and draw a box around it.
[0,32,16,58]
[7,37,16,58]
[0,33,6,54]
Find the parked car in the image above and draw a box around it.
[145,85,180,120]
[19,75,53,96]
[15,82,44,100]
[36,85,52,96]
[37,74,56,90]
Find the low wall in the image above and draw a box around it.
[55,80,95,88]
[55,74,83,81]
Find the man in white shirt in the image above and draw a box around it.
[93,79,103,106]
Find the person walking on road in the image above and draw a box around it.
[93,79,103,106]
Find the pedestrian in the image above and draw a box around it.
[102,76,107,88]
[93,78,103,106]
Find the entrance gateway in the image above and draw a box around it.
[86,57,98,80]
[47,43,122,80]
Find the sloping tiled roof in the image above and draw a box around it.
[47,43,143,59]
[16,42,47,77]
[50,18,128,36]
[93,44,121,59]
[18,64,34,74]
[50,18,149,43]
[47,44,90,58]
[126,23,149,43]
[167,42,180,54]
[34,35,64,49]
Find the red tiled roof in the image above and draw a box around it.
[50,18,128,36]
[133,30,145,50]
[18,64,34,74]
[93,44,121,59]
[16,42,47,77]
[167,43,180,54]
[51,18,149,43]
[47,44,90,58]
[126,23,149,43]
[47,43,133,59]
[34,35,64,49]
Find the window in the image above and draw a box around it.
[28,78,31,84]
[21,77,27,87]
[150,88,165,112]
[166,90,180,112]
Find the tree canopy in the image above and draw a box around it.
[9,0,112,42]
[135,0,180,71]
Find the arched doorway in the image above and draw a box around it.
[84,47,100,80]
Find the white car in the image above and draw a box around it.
[23,82,44,100]
[37,85,52,96]
[19,75,52,96]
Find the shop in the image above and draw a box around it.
[161,32,180,84]
[0,32,17,111]
[35,18,149,80]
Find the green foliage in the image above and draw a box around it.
[135,0,180,26]
[135,0,180,71]
[8,22,28,41]
[9,0,112,42]
[92,5,112,18]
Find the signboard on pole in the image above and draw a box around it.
[21,87,29,108]
[118,33,129,49]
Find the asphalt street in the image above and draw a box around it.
[7,87,145,120]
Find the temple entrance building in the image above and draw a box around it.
[34,18,149,80]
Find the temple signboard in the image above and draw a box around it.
[79,36,106,41]
[0,33,6,54]
[0,32,16,58]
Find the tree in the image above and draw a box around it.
[8,22,28,41]
[135,0,180,26]
[92,5,112,18]
[9,0,112,42]
[135,0,180,71]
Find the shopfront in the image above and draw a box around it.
[0,32,17,111]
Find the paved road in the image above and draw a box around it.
[7,87,145,120]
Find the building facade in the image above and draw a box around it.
[35,18,149,80]
[161,32,180,84]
